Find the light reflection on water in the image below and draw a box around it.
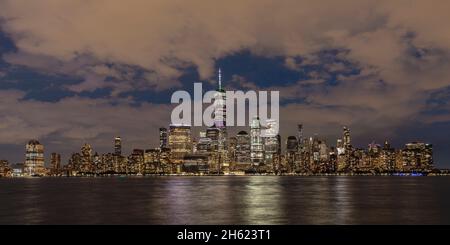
[0,176,449,224]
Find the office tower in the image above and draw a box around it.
[168,124,192,163]
[214,69,228,167]
[24,139,45,176]
[197,131,212,155]
[297,124,303,148]
[81,143,93,172]
[159,147,171,173]
[367,142,382,170]
[93,152,101,173]
[0,160,10,177]
[159,128,168,148]
[318,140,329,162]
[250,117,264,165]
[236,131,251,164]
[206,126,219,152]
[50,153,61,175]
[328,148,337,173]
[228,137,237,163]
[144,149,160,173]
[264,119,279,167]
[286,136,298,152]
[114,136,122,156]
[68,152,82,173]
[214,69,227,129]
[380,140,395,171]
[336,139,344,154]
[343,126,351,150]
[129,149,145,174]
[402,142,433,171]
[286,136,298,172]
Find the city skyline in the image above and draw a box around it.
[0,72,444,169]
[0,113,436,176]
[1,1,450,167]
[0,73,437,173]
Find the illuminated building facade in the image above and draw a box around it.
[402,142,433,171]
[235,131,251,164]
[263,119,280,168]
[214,69,228,167]
[81,143,93,172]
[250,117,264,165]
[24,139,45,176]
[0,160,11,177]
[114,136,122,156]
[286,136,298,172]
[159,128,168,149]
[168,124,192,163]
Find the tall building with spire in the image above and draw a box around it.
[214,68,228,167]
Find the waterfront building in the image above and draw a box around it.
[168,124,192,163]
[144,149,160,173]
[402,142,433,171]
[0,160,11,177]
[128,149,145,174]
[24,139,45,176]
[380,141,395,172]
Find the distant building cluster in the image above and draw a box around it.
[0,72,436,177]
[0,124,435,177]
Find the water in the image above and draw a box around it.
[1,176,450,224]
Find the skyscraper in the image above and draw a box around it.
[236,131,251,164]
[196,131,212,155]
[159,128,168,148]
[263,119,279,167]
[343,126,351,150]
[250,117,264,165]
[297,124,303,147]
[81,143,93,172]
[402,142,433,171]
[168,124,192,163]
[24,139,45,176]
[286,136,298,171]
[214,68,227,129]
[114,136,122,156]
[214,69,228,167]
[50,152,61,175]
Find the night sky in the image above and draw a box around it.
[0,1,450,167]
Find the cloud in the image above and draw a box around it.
[0,90,171,150]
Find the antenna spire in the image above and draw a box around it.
[218,68,222,90]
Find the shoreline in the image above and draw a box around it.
[4,172,450,178]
